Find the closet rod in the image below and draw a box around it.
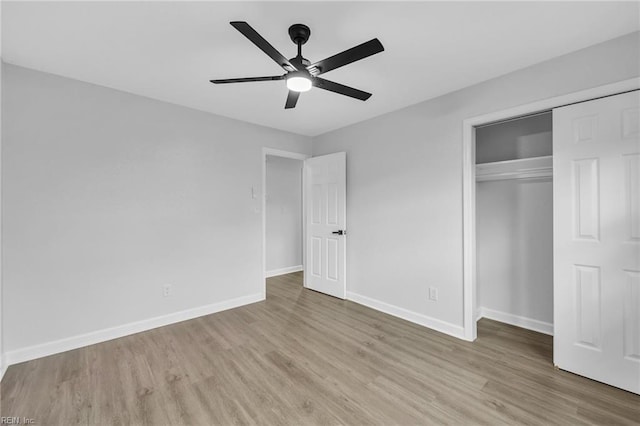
[475,156,553,182]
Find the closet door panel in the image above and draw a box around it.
[553,90,640,395]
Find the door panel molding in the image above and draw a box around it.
[572,158,600,241]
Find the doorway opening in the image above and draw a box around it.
[262,148,309,299]
[474,112,554,338]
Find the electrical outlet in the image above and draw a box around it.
[429,287,438,301]
[163,284,172,297]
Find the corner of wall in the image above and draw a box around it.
[346,291,468,341]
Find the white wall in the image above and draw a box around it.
[265,156,303,275]
[476,178,553,327]
[0,2,4,380]
[475,112,552,163]
[312,32,640,336]
[1,64,311,358]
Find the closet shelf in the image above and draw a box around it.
[476,155,552,182]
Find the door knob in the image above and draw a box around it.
[332,230,346,235]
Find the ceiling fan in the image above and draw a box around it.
[210,22,384,109]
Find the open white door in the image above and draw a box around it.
[304,152,346,299]
[553,90,640,394]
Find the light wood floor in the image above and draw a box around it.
[1,272,639,425]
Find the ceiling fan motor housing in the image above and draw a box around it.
[289,56,311,70]
[288,24,311,45]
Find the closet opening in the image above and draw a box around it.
[474,111,554,338]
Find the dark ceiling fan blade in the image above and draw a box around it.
[313,78,372,101]
[210,75,285,84]
[285,91,300,109]
[230,21,297,71]
[308,39,384,75]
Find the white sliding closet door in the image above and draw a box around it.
[553,90,640,394]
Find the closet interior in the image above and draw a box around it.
[475,111,554,334]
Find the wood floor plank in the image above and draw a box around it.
[2,271,639,425]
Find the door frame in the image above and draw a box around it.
[262,148,310,299]
[461,78,639,342]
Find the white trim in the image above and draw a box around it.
[265,265,303,278]
[462,78,640,342]
[262,148,310,299]
[263,148,309,162]
[477,307,554,336]
[347,291,468,341]
[476,156,552,182]
[462,117,477,341]
[4,293,263,366]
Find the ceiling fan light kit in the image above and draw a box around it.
[210,21,384,109]
[286,73,312,92]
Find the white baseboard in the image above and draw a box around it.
[477,306,554,336]
[346,292,467,341]
[4,293,264,367]
[265,265,303,278]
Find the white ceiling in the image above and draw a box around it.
[3,1,639,136]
